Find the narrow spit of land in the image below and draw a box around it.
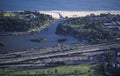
[40,10,120,19]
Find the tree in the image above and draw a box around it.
[0,9,4,17]
[47,70,50,74]
[54,69,58,74]
[27,71,30,74]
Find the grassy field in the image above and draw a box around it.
[0,64,104,76]
[3,12,16,17]
[69,24,85,28]
[0,65,93,76]
[3,12,25,20]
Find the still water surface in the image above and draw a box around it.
[0,20,78,53]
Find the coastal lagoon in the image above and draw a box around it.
[0,20,78,53]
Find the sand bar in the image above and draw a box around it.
[40,10,120,19]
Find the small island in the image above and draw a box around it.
[0,42,5,46]
[58,38,67,42]
[31,38,47,42]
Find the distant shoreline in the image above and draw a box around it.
[1,10,120,36]
[6,10,120,12]
[6,10,120,19]
[39,10,120,19]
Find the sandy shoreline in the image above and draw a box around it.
[39,10,120,19]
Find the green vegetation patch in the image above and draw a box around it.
[3,12,16,17]
[0,11,53,32]
[0,65,93,76]
[69,24,84,28]
[56,13,120,44]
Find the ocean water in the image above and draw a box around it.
[0,0,120,11]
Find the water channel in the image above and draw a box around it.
[0,20,78,53]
